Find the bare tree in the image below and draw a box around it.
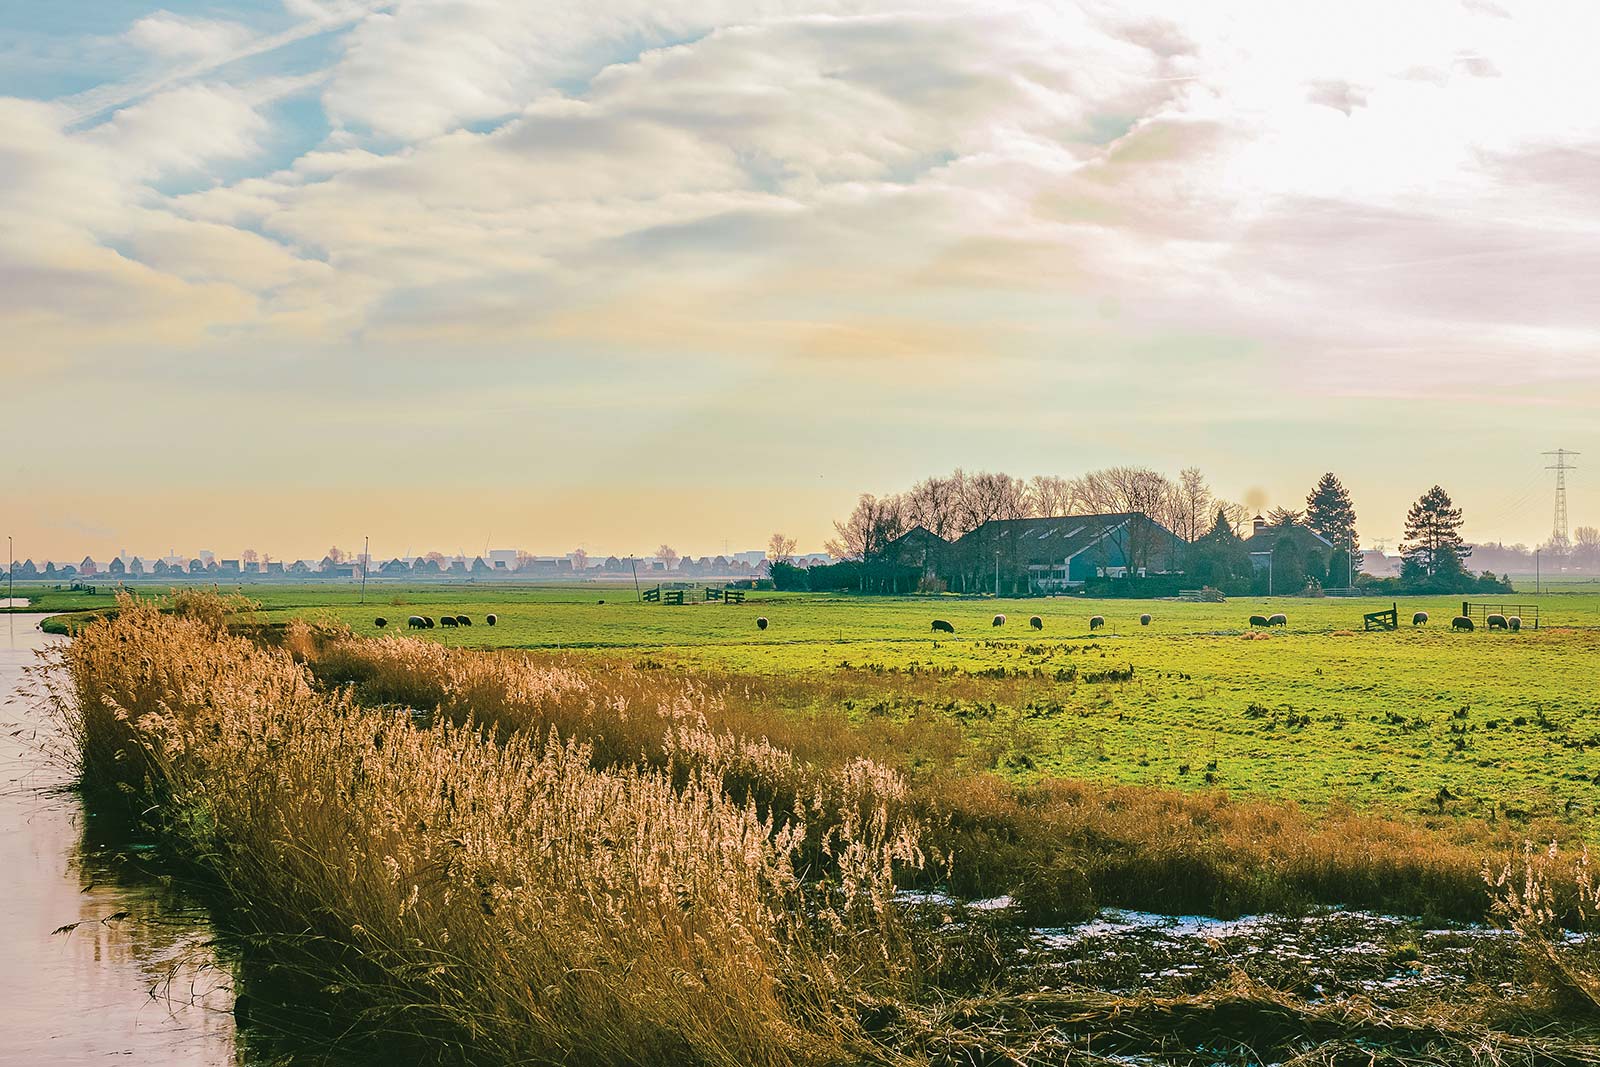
[1574,526,1600,570]
[656,544,680,570]
[1076,467,1177,573]
[1027,474,1084,518]
[905,473,966,540]
[958,470,1029,531]
[240,548,259,564]
[825,493,908,561]
[514,550,537,571]
[1169,467,1213,542]
[326,546,347,563]
[767,532,797,563]
[425,551,448,565]
[571,548,589,572]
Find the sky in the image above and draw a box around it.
[2,0,1597,562]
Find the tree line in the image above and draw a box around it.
[779,468,1510,596]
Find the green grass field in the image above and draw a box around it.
[17,581,1599,821]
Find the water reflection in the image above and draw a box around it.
[0,614,238,1064]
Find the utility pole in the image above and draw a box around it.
[360,535,369,604]
[629,555,641,602]
[994,551,1000,597]
[1535,549,1541,595]
[7,535,12,606]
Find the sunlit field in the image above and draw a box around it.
[24,584,1600,817]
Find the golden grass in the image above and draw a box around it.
[47,596,921,1065]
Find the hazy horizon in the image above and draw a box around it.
[4,1,1596,559]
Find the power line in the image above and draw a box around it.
[1544,449,1580,543]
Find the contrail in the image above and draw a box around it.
[63,0,395,126]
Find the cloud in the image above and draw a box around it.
[125,12,254,59]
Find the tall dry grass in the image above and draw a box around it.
[47,596,921,1065]
[299,631,1551,924]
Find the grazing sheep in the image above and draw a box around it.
[1140,613,1152,626]
[1486,614,1508,630]
[756,616,768,630]
[375,617,387,628]
[424,616,435,629]
[486,613,497,626]
[932,619,955,634]
[455,615,471,626]
[597,600,605,605]
[1267,613,1288,627]
[1029,615,1043,630]
[407,615,426,629]
[1412,611,1429,626]
[1249,614,1270,628]
[1089,615,1105,630]
[992,614,1006,627]
[1508,616,1521,632]
[1451,616,1474,632]
[440,615,458,627]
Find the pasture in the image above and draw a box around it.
[20,582,1599,818]
[24,582,1593,820]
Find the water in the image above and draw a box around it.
[0,614,238,1064]
[0,598,29,607]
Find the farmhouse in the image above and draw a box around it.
[877,513,1186,595]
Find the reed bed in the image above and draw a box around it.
[302,630,1546,924]
[45,597,921,1066]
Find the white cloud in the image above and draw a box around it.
[125,12,254,59]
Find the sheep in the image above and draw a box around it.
[756,616,769,630]
[1248,614,1270,628]
[407,615,426,629]
[1412,611,1429,626]
[456,615,471,626]
[1267,613,1288,627]
[1451,616,1474,632]
[1140,613,1152,626]
[993,614,1006,627]
[1089,615,1105,630]
[1029,615,1043,630]
[424,616,435,629]
[1486,613,1508,631]
[597,600,605,605]
[486,613,497,626]
[1508,616,1521,632]
[375,617,387,628]
[440,615,458,627]
[931,619,955,634]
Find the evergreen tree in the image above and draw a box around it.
[1185,507,1252,590]
[1402,485,1470,577]
[1305,472,1361,586]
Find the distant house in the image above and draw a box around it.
[218,560,241,576]
[289,560,313,575]
[448,559,469,575]
[59,564,77,579]
[189,558,208,575]
[80,557,98,576]
[17,559,37,578]
[381,558,411,576]
[265,561,285,575]
[153,560,171,577]
[471,557,493,575]
[43,562,57,579]
[1243,515,1335,590]
[108,557,127,577]
[413,558,441,575]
